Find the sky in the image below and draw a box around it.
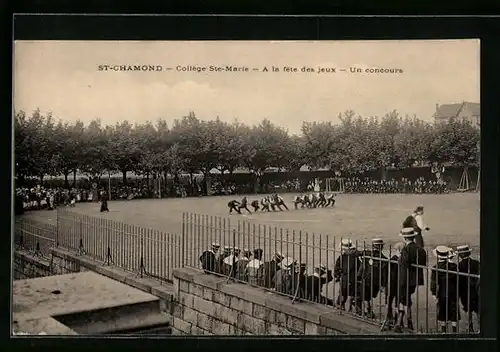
[13,40,480,134]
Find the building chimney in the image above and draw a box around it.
[435,103,439,112]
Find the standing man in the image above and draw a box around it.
[100,191,110,212]
[430,245,460,333]
[393,228,428,333]
[402,206,430,248]
[456,245,480,332]
[334,239,362,312]
[274,257,296,295]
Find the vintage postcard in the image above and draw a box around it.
[12,40,480,336]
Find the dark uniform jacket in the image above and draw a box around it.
[199,250,217,273]
[305,270,334,303]
[274,269,293,295]
[358,249,388,300]
[458,257,480,311]
[263,260,281,288]
[431,261,460,322]
[234,257,250,282]
[399,242,427,288]
[384,254,401,299]
[334,249,362,296]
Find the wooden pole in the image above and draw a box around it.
[108,172,111,200]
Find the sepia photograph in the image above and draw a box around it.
[12,39,480,336]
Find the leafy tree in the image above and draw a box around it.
[394,116,433,168]
[107,120,141,184]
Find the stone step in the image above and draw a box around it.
[54,299,164,334]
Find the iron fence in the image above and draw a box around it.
[13,210,480,334]
[183,212,480,335]
[56,209,181,283]
[14,218,56,259]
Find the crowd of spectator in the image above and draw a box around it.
[15,175,450,215]
[343,177,449,194]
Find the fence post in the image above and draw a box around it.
[56,209,60,247]
[181,212,185,268]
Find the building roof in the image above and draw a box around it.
[434,102,480,119]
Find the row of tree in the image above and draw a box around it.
[14,109,480,186]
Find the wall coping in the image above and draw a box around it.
[50,248,175,302]
[14,250,51,269]
[173,267,382,335]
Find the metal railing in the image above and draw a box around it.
[182,212,480,335]
[56,209,181,283]
[13,210,480,334]
[14,218,56,259]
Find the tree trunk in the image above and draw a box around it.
[204,173,212,196]
[122,170,127,184]
[64,173,69,187]
[380,166,388,182]
[39,174,44,184]
[146,171,150,185]
[73,169,77,187]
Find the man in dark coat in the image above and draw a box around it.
[394,228,428,333]
[357,238,388,318]
[334,239,362,312]
[456,245,480,332]
[430,245,460,333]
[100,192,110,212]
[199,243,220,274]
[262,252,284,289]
[402,206,429,248]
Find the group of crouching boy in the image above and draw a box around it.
[200,228,480,334]
[227,193,336,215]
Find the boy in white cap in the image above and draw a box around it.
[235,248,252,282]
[263,252,285,289]
[456,245,480,332]
[334,239,362,311]
[199,242,220,274]
[357,238,388,318]
[381,242,406,330]
[246,248,264,286]
[305,264,334,304]
[292,195,305,209]
[325,193,336,207]
[430,245,460,333]
[393,228,427,333]
[274,257,296,295]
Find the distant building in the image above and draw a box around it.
[433,101,480,128]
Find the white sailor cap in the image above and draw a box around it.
[211,242,221,249]
[432,245,455,259]
[280,257,296,269]
[456,244,472,255]
[372,238,384,246]
[339,238,354,250]
[399,227,417,238]
[314,264,328,273]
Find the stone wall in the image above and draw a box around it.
[171,267,382,335]
[14,248,382,335]
[14,251,52,279]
